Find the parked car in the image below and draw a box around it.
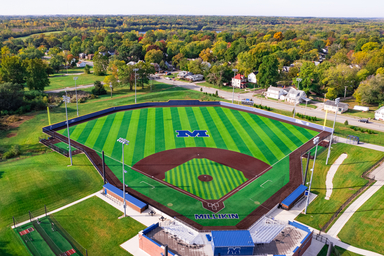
[167,72,172,75]
[358,118,369,123]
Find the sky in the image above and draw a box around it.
[2,0,384,18]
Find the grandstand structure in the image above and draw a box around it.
[42,100,332,256]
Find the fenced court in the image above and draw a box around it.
[42,101,331,230]
[14,211,87,256]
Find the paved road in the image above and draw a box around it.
[159,77,384,133]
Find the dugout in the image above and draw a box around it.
[281,184,308,210]
[211,230,254,255]
[103,183,148,213]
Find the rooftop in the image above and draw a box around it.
[212,230,254,247]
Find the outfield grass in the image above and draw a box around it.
[47,73,105,91]
[295,143,384,230]
[164,158,248,200]
[338,185,384,254]
[0,153,103,256]
[52,196,146,256]
[54,141,77,152]
[197,81,244,93]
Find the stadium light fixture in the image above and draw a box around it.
[117,137,129,217]
[73,76,79,117]
[133,68,139,104]
[232,69,238,104]
[326,98,340,165]
[63,92,73,166]
[305,136,319,214]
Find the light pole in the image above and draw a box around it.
[304,99,309,115]
[73,77,79,117]
[109,82,113,98]
[133,68,139,104]
[305,136,320,214]
[326,98,340,165]
[117,137,129,217]
[293,78,302,118]
[232,69,238,104]
[344,86,348,98]
[63,92,73,166]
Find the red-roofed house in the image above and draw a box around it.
[231,74,247,88]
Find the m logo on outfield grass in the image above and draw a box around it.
[176,130,209,138]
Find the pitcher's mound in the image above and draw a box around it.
[198,175,213,182]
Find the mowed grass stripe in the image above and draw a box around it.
[268,120,305,147]
[214,107,254,157]
[183,163,196,196]
[124,110,141,166]
[200,107,227,150]
[280,121,314,144]
[259,117,299,152]
[84,115,109,149]
[131,109,148,165]
[67,122,87,141]
[206,107,238,152]
[100,112,124,157]
[111,111,132,161]
[155,108,165,153]
[203,159,219,199]
[192,107,216,148]
[93,113,119,153]
[241,113,291,160]
[74,118,98,145]
[206,159,226,197]
[163,108,176,151]
[288,123,318,141]
[227,112,272,164]
[170,107,186,149]
[215,163,232,193]
[185,107,206,148]
[192,160,209,199]
[177,107,196,148]
[144,108,157,158]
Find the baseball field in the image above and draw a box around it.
[55,105,320,228]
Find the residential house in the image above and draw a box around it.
[165,61,174,70]
[76,61,86,68]
[108,51,115,56]
[185,74,204,82]
[178,71,194,79]
[375,106,384,121]
[127,61,137,65]
[232,74,247,88]
[151,63,160,72]
[265,86,287,100]
[324,100,349,114]
[282,88,308,104]
[86,54,94,60]
[79,53,86,59]
[248,72,258,84]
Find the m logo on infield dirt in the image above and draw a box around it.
[176,130,209,138]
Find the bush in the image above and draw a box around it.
[344,120,349,125]
[91,81,107,95]
[84,65,91,74]
[200,88,203,92]
[2,144,20,160]
[216,90,218,96]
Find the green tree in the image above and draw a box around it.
[144,49,163,64]
[257,55,279,88]
[92,80,107,95]
[93,51,109,76]
[23,58,50,91]
[118,64,135,90]
[0,83,24,112]
[354,75,384,104]
[50,54,64,73]
[294,61,317,93]
[0,55,26,84]
[322,64,359,97]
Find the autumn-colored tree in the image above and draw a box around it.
[273,32,283,41]
[199,48,213,62]
[144,49,163,64]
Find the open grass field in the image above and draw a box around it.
[52,196,146,256]
[54,105,318,227]
[318,245,362,256]
[47,73,105,91]
[0,153,103,256]
[54,141,76,152]
[295,143,384,230]
[16,217,82,256]
[16,31,64,40]
[164,158,248,200]
[338,185,384,254]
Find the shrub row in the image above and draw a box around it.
[253,104,272,111]
[349,125,377,134]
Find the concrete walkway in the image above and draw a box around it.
[325,153,348,200]
[327,160,384,238]
[13,191,100,228]
[335,136,384,152]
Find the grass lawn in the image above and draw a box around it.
[338,185,384,254]
[0,153,103,256]
[197,81,243,93]
[344,109,375,119]
[295,143,384,230]
[52,196,146,256]
[16,31,64,40]
[50,67,94,77]
[47,73,105,91]
[318,245,362,256]
[54,141,77,152]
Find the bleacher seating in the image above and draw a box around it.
[249,216,286,244]
[163,220,199,245]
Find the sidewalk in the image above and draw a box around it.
[335,136,384,152]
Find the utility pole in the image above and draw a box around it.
[326,98,340,165]
[305,136,319,214]
[232,69,238,104]
[117,138,129,217]
[293,78,302,118]
[133,68,139,104]
[344,86,348,98]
